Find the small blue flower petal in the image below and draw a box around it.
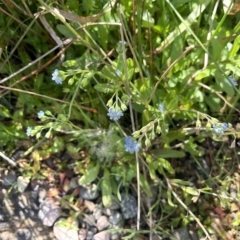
[26,126,32,137]
[124,136,141,153]
[228,77,238,86]
[158,103,165,113]
[37,110,44,119]
[107,108,123,121]
[212,122,228,135]
[222,122,228,130]
[116,70,122,76]
[52,69,62,84]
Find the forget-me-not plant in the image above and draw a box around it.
[124,136,141,153]
[26,126,32,136]
[38,110,44,119]
[228,77,238,86]
[158,103,165,113]
[212,122,228,135]
[52,69,62,84]
[107,108,124,121]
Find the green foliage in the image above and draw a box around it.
[1,0,240,238]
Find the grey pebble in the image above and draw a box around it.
[82,214,96,226]
[93,204,103,220]
[109,212,122,226]
[2,171,17,186]
[97,215,110,231]
[107,197,120,210]
[93,231,110,240]
[89,226,98,234]
[102,208,115,217]
[86,231,94,240]
[53,219,79,240]
[16,228,32,240]
[79,228,88,240]
[80,184,99,200]
[173,227,192,240]
[70,177,79,190]
[84,200,96,212]
[38,198,61,226]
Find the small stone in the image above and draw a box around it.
[97,216,110,231]
[102,208,115,217]
[85,200,96,212]
[93,231,110,240]
[38,198,61,226]
[17,176,30,192]
[2,171,17,186]
[107,197,120,210]
[80,184,99,200]
[16,228,32,240]
[110,231,121,240]
[93,204,102,220]
[31,185,39,200]
[19,210,26,220]
[89,226,98,234]
[54,219,79,240]
[38,188,47,203]
[109,212,123,226]
[79,228,88,240]
[70,177,79,189]
[82,214,95,226]
[173,227,192,240]
[86,231,94,240]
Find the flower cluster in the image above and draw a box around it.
[158,103,165,113]
[26,126,32,137]
[52,69,62,84]
[37,110,44,119]
[124,136,141,153]
[107,108,123,121]
[212,122,228,135]
[228,77,238,86]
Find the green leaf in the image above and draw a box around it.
[160,130,186,144]
[140,174,152,196]
[79,165,100,185]
[170,179,191,186]
[181,186,199,196]
[228,35,240,58]
[167,188,176,207]
[142,109,151,126]
[101,169,112,207]
[149,162,157,180]
[153,149,185,158]
[157,158,175,175]
[0,105,11,118]
[166,96,178,110]
[195,68,211,81]
[57,24,76,38]
[45,129,52,138]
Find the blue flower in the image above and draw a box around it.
[158,103,165,113]
[228,77,238,86]
[119,41,127,45]
[116,70,122,76]
[124,136,141,153]
[107,108,123,121]
[26,126,32,137]
[37,110,44,119]
[52,69,62,84]
[212,122,228,135]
